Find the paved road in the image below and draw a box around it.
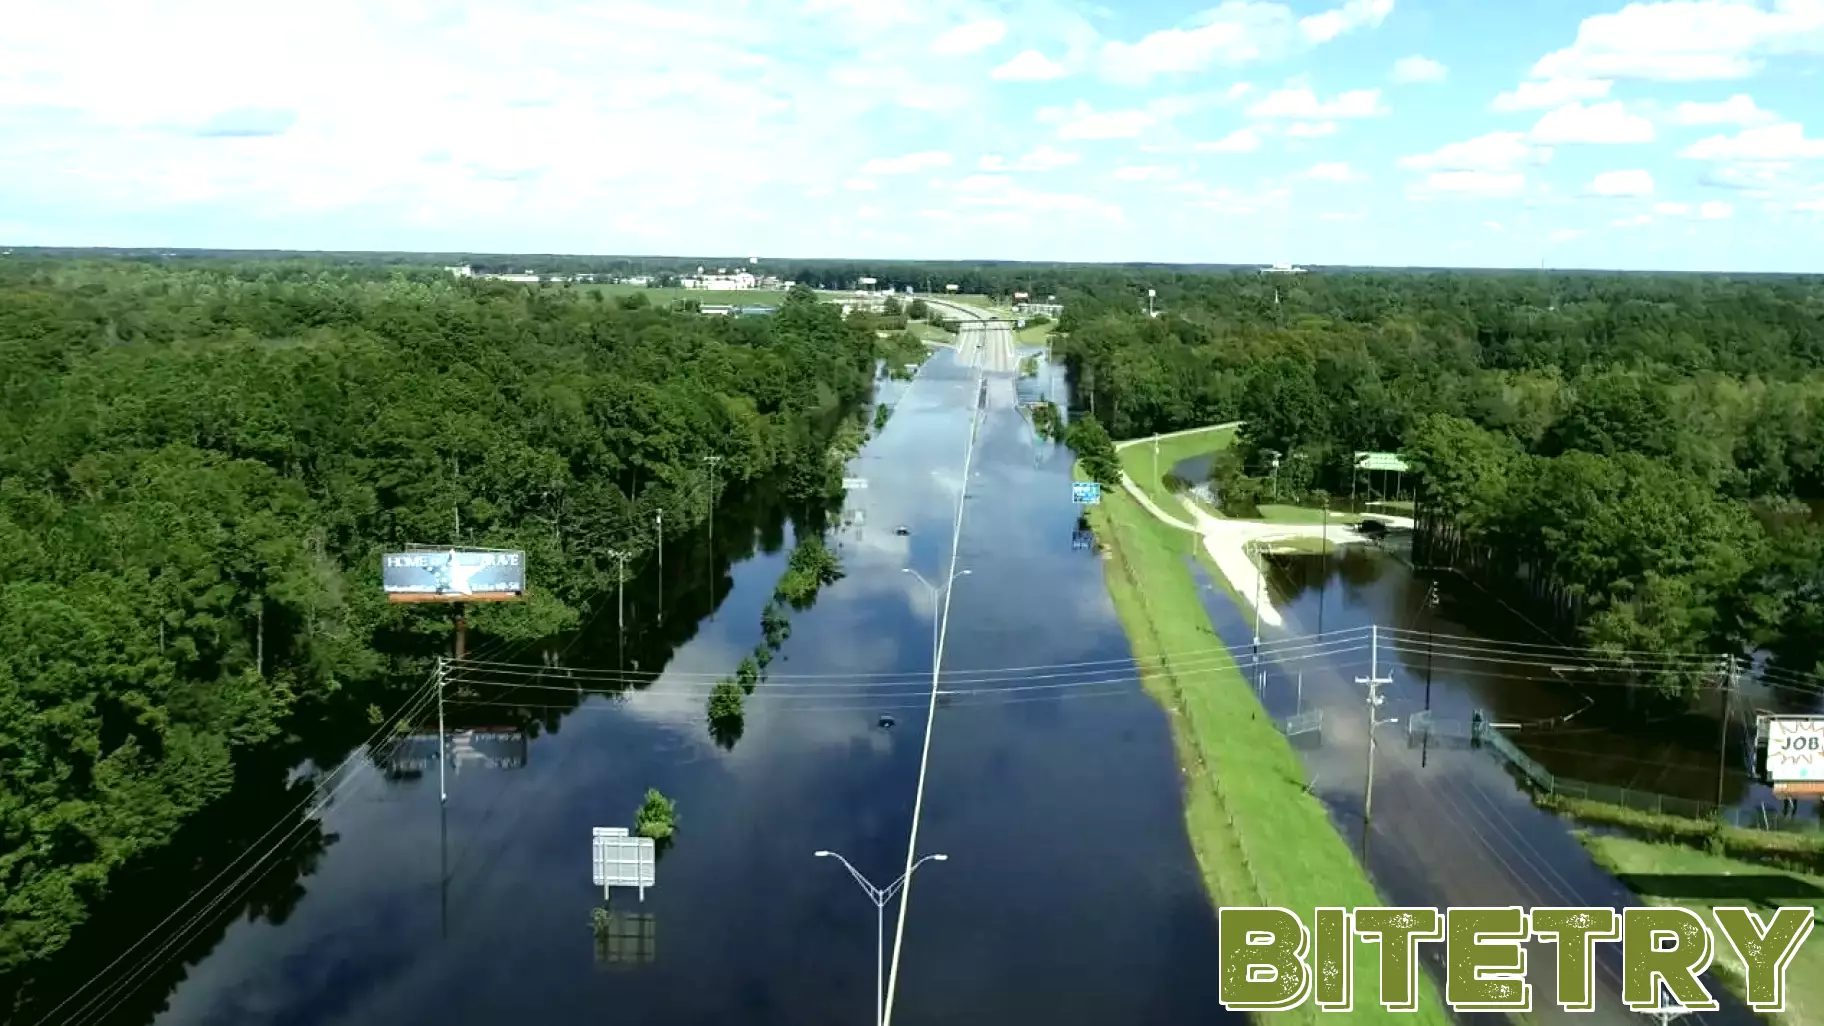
[927,299,1017,374]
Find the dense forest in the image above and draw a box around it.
[1050,270,1824,697]
[0,261,877,974]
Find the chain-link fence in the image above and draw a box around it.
[1475,720,1824,836]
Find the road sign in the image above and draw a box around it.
[592,827,657,900]
[842,476,869,490]
[1072,481,1102,504]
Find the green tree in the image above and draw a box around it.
[633,788,677,840]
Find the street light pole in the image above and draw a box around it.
[902,567,971,670]
[1358,625,1397,824]
[814,850,949,1026]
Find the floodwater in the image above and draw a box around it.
[1188,541,1764,1026]
[23,348,1232,1026]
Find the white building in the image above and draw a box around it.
[491,273,540,283]
[684,272,757,291]
[445,265,474,277]
[1261,263,1307,274]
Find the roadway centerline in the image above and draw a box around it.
[880,354,986,1026]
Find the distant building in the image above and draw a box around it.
[1260,263,1307,274]
[1015,302,1063,317]
[700,305,733,316]
[731,305,777,316]
[683,272,756,291]
[490,272,539,283]
[445,265,474,277]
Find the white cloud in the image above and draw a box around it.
[1225,81,1256,99]
[1680,122,1824,160]
[1194,127,1263,153]
[977,145,1080,172]
[1099,0,1394,85]
[843,177,878,191]
[1036,97,1205,140]
[954,173,1012,192]
[1699,199,1734,219]
[1611,213,1654,228]
[1414,171,1528,197]
[1585,168,1655,196]
[1113,164,1181,181]
[931,18,1006,56]
[1699,160,1794,191]
[1528,101,1656,144]
[1247,87,1387,119]
[1299,161,1363,182]
[1527,0,1824,83]
[1793,198,1824,212]
[991,49,1068,81]
[1391,55,1448,83]
[1481,220,1504,231]
[860,151,952,175]
[1664,93,1779,127]
[1653,201,1692,215]
[1549,228,1587,243]
[1286,120,1337,137]
[1491,77,1613,112]
[1399,131,1551,173]
[1174,180,1292,215]
[1299,0,1395,44]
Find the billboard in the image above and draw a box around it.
[1766,718,1824,783]
[378,729,528,775]
[383,549,525,602]
[1354,451,1410,473]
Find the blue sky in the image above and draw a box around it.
[2,0,1821,271]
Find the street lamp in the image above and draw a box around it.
[902,567,970,669]
[814,850,949,1026]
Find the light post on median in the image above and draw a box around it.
[902,567,971,670]
[814,850,949,1026]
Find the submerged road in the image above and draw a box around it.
[929,299,1017,374]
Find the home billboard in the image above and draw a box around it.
[382,548,526,602]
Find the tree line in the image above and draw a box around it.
[0,260,878,973]
[1050,269,1824,698]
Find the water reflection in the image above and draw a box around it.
[1264,541,1822,819]
[19,349,1233,1026]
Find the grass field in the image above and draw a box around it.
[1577,833,1823,1026]
[583,283,795,306]
[1016,320,1055,345]
[1117,425,1239,511]
[1084,464,1450,1024]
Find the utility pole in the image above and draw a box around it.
[1424,581,1440,712]
[655,509,664,621]
[1358,625,1394,825]
[1152,434,1160,486]
[1270,452,1282,502]
[607,549,629,634]
[435,657,449,804]
[1249,540,1263,676]
[1318,496,1330,638]
[702,455,723,553]
[1717,654,1736,809]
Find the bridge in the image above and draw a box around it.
[925,300,1018,374]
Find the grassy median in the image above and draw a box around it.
[1116,424,1238,510]
[1084,465,1449,1024]
[1577,833,1823,1026]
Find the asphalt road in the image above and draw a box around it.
[930,299,1017,374]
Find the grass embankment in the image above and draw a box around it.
[1117,425,1240,511]
[1576,833,1824,1026]
[1085,465,1449,1024]
[1539,795,1824,868]
[1016,319,1055,345]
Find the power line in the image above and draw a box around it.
[39,672,445,1026]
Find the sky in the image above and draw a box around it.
[2,0,1821,271]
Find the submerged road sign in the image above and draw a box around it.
[1072,481,1102,505]
[592,827,657,901]
[383,549,525,603]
